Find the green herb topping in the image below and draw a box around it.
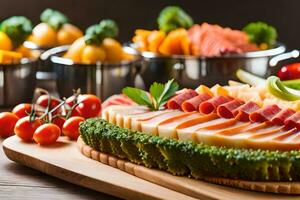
[157,6,194,33]
[84,19,119,45]
[0,16,33,48]
[122,79,179,110]
[40,8,69,30]
[242,21,277,47]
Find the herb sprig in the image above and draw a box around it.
[122,79,179,110]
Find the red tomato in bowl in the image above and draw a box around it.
[76,94,101,118]
[12,103,32,118]
[33,123,60,145]
[14,116,42,142]
[0,112,19,138]
[62,116,85,140]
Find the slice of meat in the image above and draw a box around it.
[271,108,295,126]
[102,94,135,109]
[234,101,260,122]
[182,93,212,112]
[249,105,281,123]
[167,89,198,110]
[217,99,244,118]
[199,96,232,114]
[284,112,300,129]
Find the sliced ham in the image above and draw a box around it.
[249,105,281,123]
[271,108,295,126]
[167,89,198,110]
[217,99,244,118]
[199,96,232,114]
[235,101,260,122]
[102,94,135,109]
[284,112,300,129]
[182,93,212,112]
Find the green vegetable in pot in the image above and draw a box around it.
[242,21,277,48]
[40,8,69,30]
[84,19,119,45]
[157,6,193,33]
[0,16,33,48]
[99,19,118,39]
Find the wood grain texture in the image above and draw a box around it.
[2,136,198,200]
[77,137,300,199]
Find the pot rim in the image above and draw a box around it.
[0,57,39,67]
[45,45,141,67]
[124,42,286,60]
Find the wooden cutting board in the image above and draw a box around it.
[2,136,300,200]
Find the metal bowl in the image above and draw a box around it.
[43,45,142,100]
[125,43,299,88]
[0,58,37,107]
[24,41,58,80]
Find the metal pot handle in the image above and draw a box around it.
[40,45,70,61]
[269,50,299,67]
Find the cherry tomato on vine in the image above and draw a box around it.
[76,94,101,118]
[52,116,66,130]
[36,95,61,109]
[0,112,19,138]
[62,116,85,140]
[65,96,82,117]
[14,116,42,142]
[12,103,32,118]
[33,123,60,145]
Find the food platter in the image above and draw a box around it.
[3,135,300,200]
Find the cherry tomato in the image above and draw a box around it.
[36,95,61,110]
[0,112,19,138]
[62,116,85,140]
[52,116,66,130]
[14,116,42,142]
[76,94,101,118]
[33,123,60,145]
[12,103,32,118]
[65,96,82,117]
[278,63,300,80]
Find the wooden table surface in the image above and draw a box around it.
[0,80,119,200]
[0,138,120,200]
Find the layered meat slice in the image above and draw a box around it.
[103,105,300,150]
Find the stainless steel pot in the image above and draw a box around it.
[42,46,141,100]
[125,43,299,88]
[0,58,37,107]
[24,41,56,80]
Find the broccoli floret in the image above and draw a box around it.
[242,21,277,47]
[0,16,32,48]
[157,6,193,33]
[80,118,300,181]
[84,19,118,45]
[40,8,69,30]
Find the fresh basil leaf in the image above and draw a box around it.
[157,79,179,107]
[150,82,165,102]
[122,87,154,109]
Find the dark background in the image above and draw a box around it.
[1,0,299,50]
